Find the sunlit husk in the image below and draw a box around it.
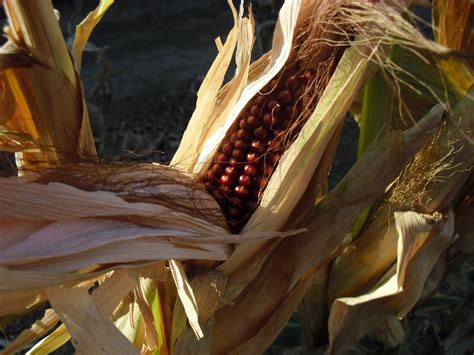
[328,210,456,353]
[328,91,474,306]
[0,0,96,168]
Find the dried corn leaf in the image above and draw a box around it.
[172,1,241,172]
[46,286,139,354]
[7,269,137,354]
[0,1,97,165]
[171,270,226,352]
[72,0,114,72]
[190,0,300,175]
[4,0,76,85]
[433,0,474,94]
[327,210,455,354]
[328,91,473,303]
[209,103,443,351]
[27,323,71,355]
[169,259,203,339]
[0,309,59,355]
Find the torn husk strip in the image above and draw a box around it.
[0,309,60,355]
[72,0,115,72]
[4,269,137,354]
[169,259,203,339]
[328,91,473,304]
[328,209,456,354]
[173,0,300,174]
[0,0,98,168]
[46,286,139,354]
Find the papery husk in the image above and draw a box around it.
[72,0,115,72]
[0,0,97,167]
[0,162,301,330]
[171,270,226,353]
[327,209,456,354]
[433,0,474,95]
[209,103,444,354]
[5,269,138,355]
[47,286,139,354]
[297,266,329,348]
[172,0,256,172]
[0,308,60,355]
[328,90,473,304]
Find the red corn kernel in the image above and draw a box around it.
[222,143,233,156]
[237,128,251,141]
[244,164,257,176]
[249,189,260,200]
[285,75,299,90]
[230,197,244,208]
[228,218,242,230]
[232,149,245,160]
[246,200,258,211]
[239,118,250,130]
[268,153,281,164]
[230,132,238,144]
[220,174,232,186]
[263,113,272,127]
[268,100,280,110]
[254,126,268,140]
[238,174,251,187]
[229,158,238,167]
[212,190,223,201]
[216,153,228,163]
[234,139,246,150]
[250,104,260,115]
[247,115,262,128]
[219,184,231,195]
[255,95,267,105]
[212,163,225,175]
[280,120,291,129]
[278,90,292,104]
[234,185,249,198]
[250,140,264,153]
[225,166,238,178]
[263,164,274,176]
[227,207,242,218]
[246,152,258,163]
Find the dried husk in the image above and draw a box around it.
[209,104,444,354]
[327,209,456,354]
[328,91,474,305]
[433,0,474,95]
[0,0,96,167]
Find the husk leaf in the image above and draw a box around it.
[328,90,473,304]
[327,209,456,354]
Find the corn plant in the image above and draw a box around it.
[0,0,472,354]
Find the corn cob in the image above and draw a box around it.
[201,60,334,232]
